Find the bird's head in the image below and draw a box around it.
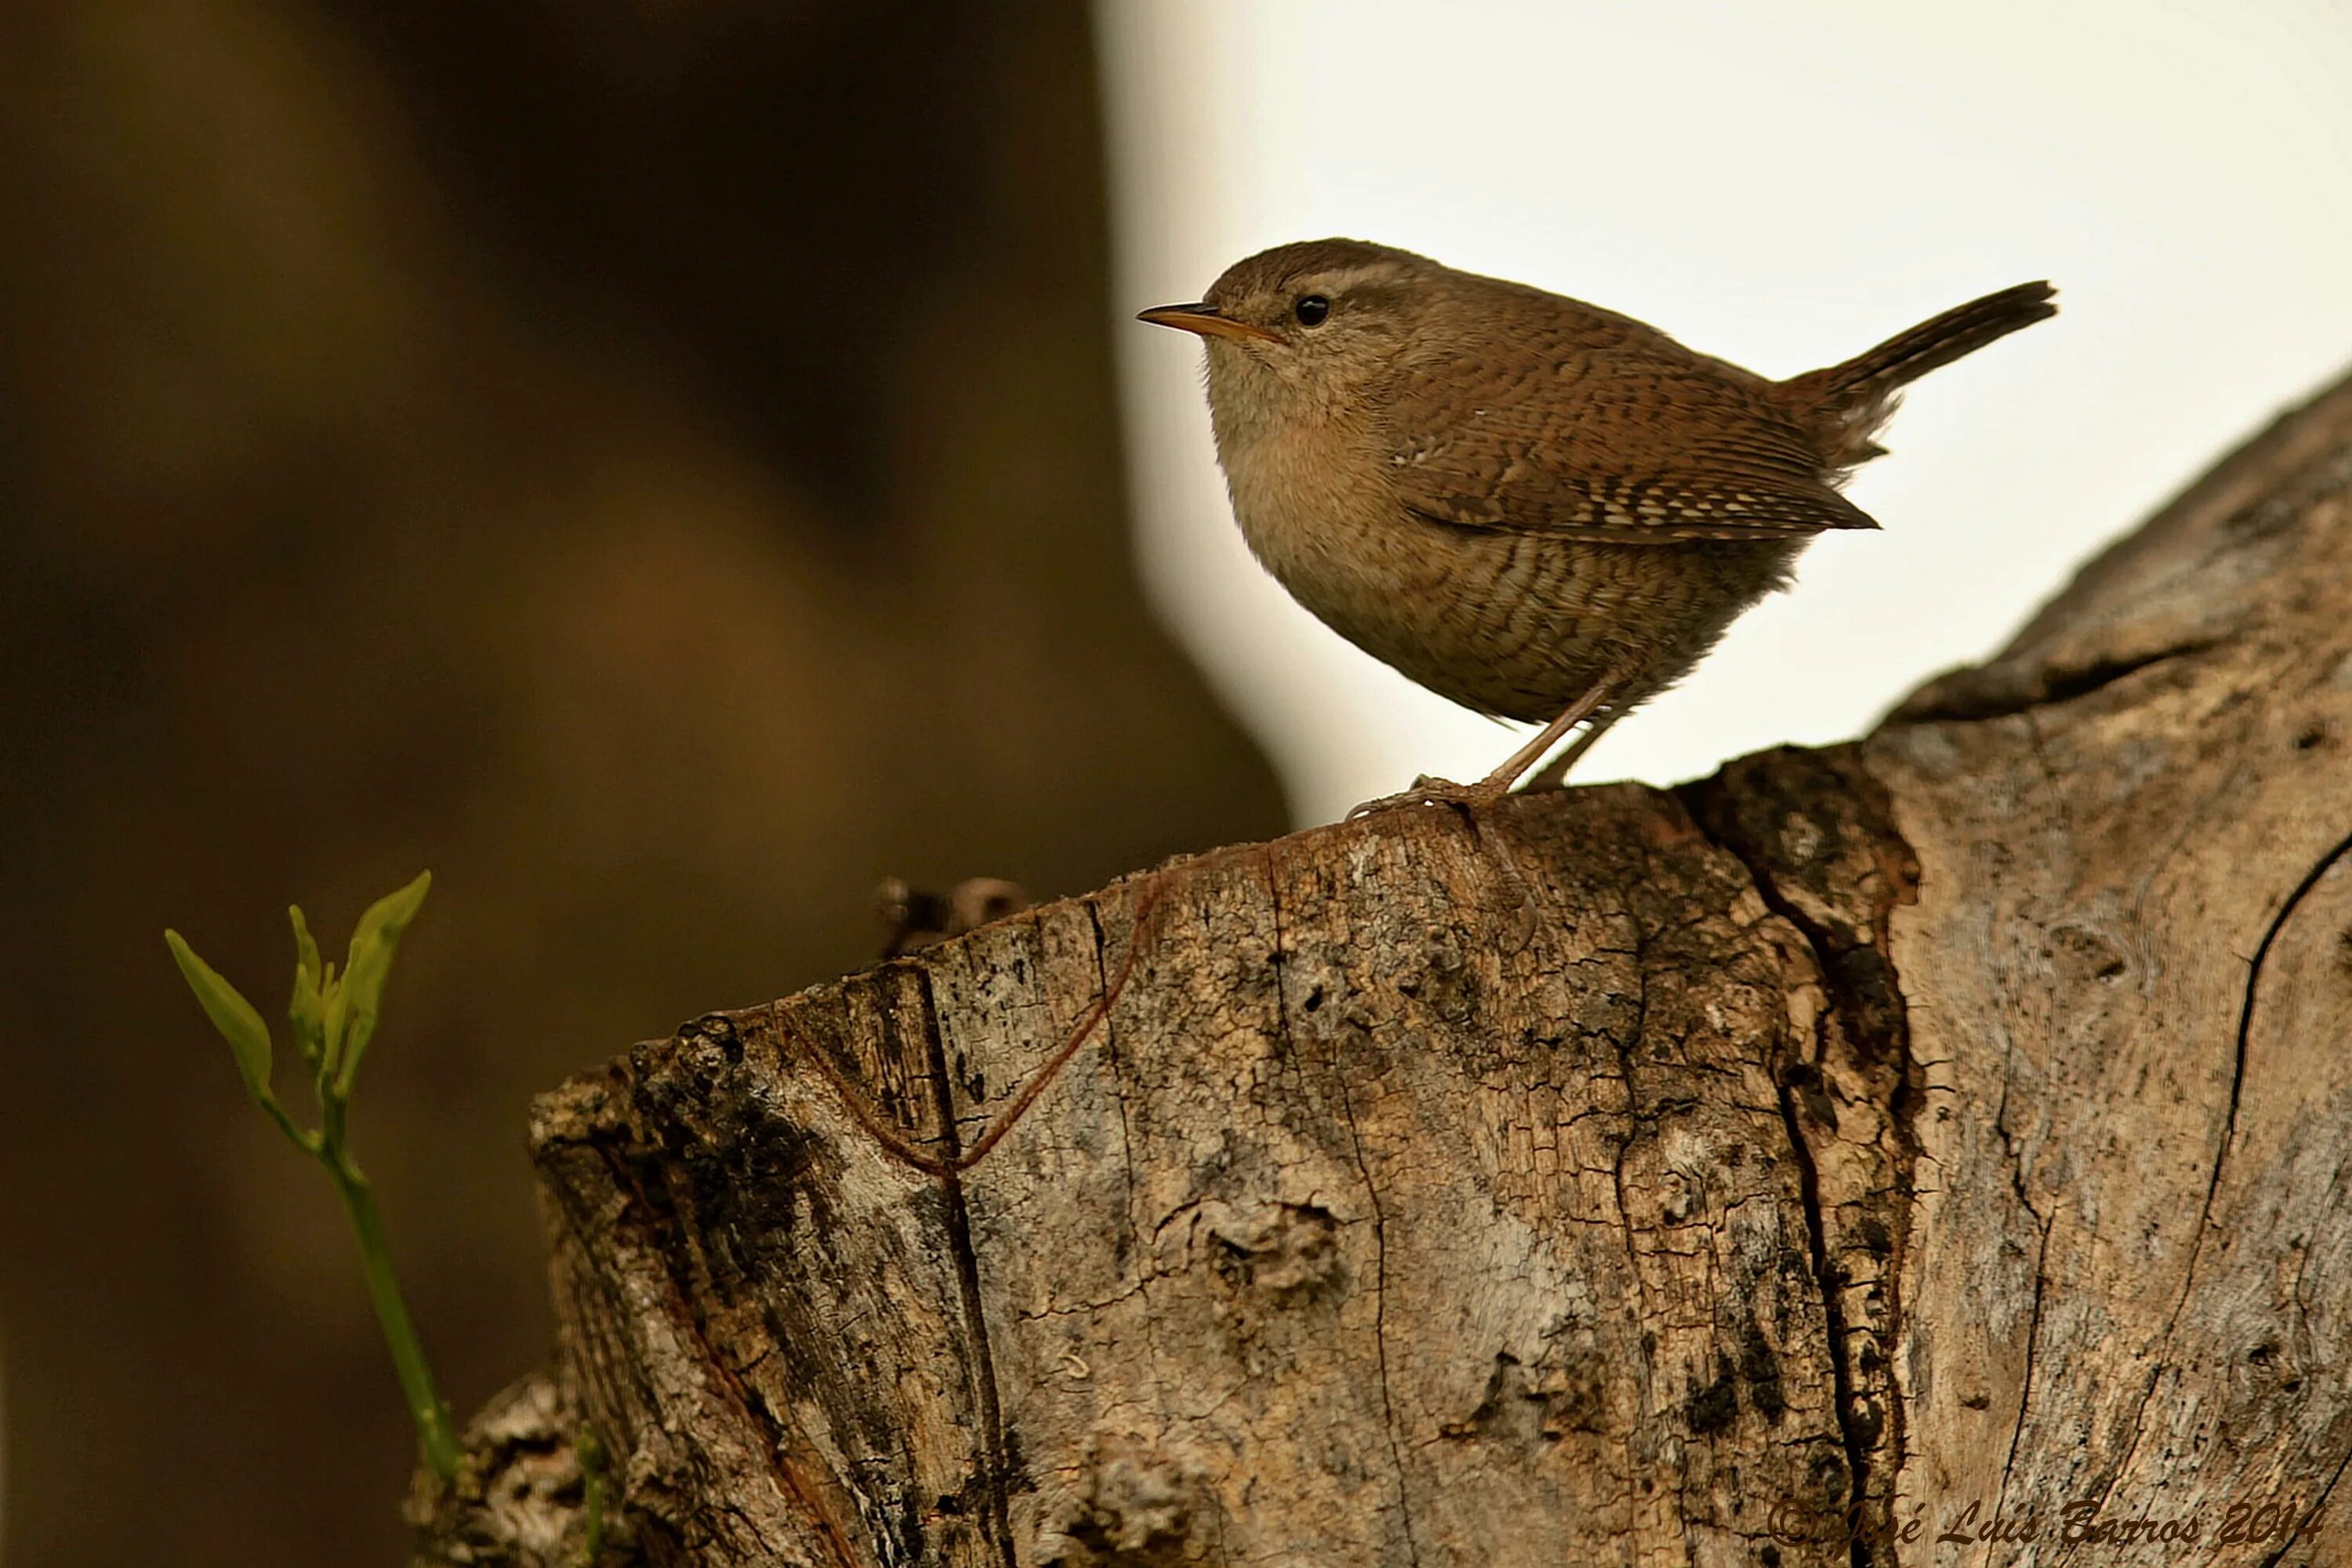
[1139,238,1439,436]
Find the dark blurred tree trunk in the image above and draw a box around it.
[0,5,1283,1566]
[416,375,2352,1566]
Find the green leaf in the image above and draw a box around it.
[291,905,322,988]
[335,870,431,1095]
[321,958,347,1078]
[165,930,274,1108]
[289,906,328,1069]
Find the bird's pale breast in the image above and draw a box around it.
[1219,407,1802,723]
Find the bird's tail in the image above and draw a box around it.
[1803,281,2056,402]
[1783,280,2056,463]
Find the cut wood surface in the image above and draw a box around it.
[416,369,2352,1566]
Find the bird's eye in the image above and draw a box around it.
[1293,294,1331,327]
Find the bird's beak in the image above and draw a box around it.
[1137,303,1283,346]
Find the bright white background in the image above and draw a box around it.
[1098,0,2352,825]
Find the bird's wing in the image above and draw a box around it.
[1381,336,1880,544]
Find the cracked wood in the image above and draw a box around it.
[421,368,2352,1567]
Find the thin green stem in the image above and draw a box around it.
[323,1142,459,1484]
[579,1429,608,1564]
[258,1094,319,1156]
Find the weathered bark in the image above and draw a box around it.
[419,369,2352,1566]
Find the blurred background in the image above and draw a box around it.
[0,4,1284,1564]
[1,2,2347,1563]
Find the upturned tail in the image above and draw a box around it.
[1784,280,2056,462]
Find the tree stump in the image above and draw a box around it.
[416,369,2352,1566]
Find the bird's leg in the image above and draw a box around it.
[1520,706,1624,791]
[1346,669,1629,821]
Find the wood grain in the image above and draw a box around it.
[416,370,2352,1566]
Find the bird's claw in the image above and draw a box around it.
[1345,775,1507,822]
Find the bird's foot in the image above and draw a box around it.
[1345,774,1540,949]
[1344,774,1508,822]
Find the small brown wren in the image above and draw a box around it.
[1140,240,2054,810]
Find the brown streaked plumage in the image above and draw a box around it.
[1140,238,2054,806]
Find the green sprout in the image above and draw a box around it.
[165,870,459,1486]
